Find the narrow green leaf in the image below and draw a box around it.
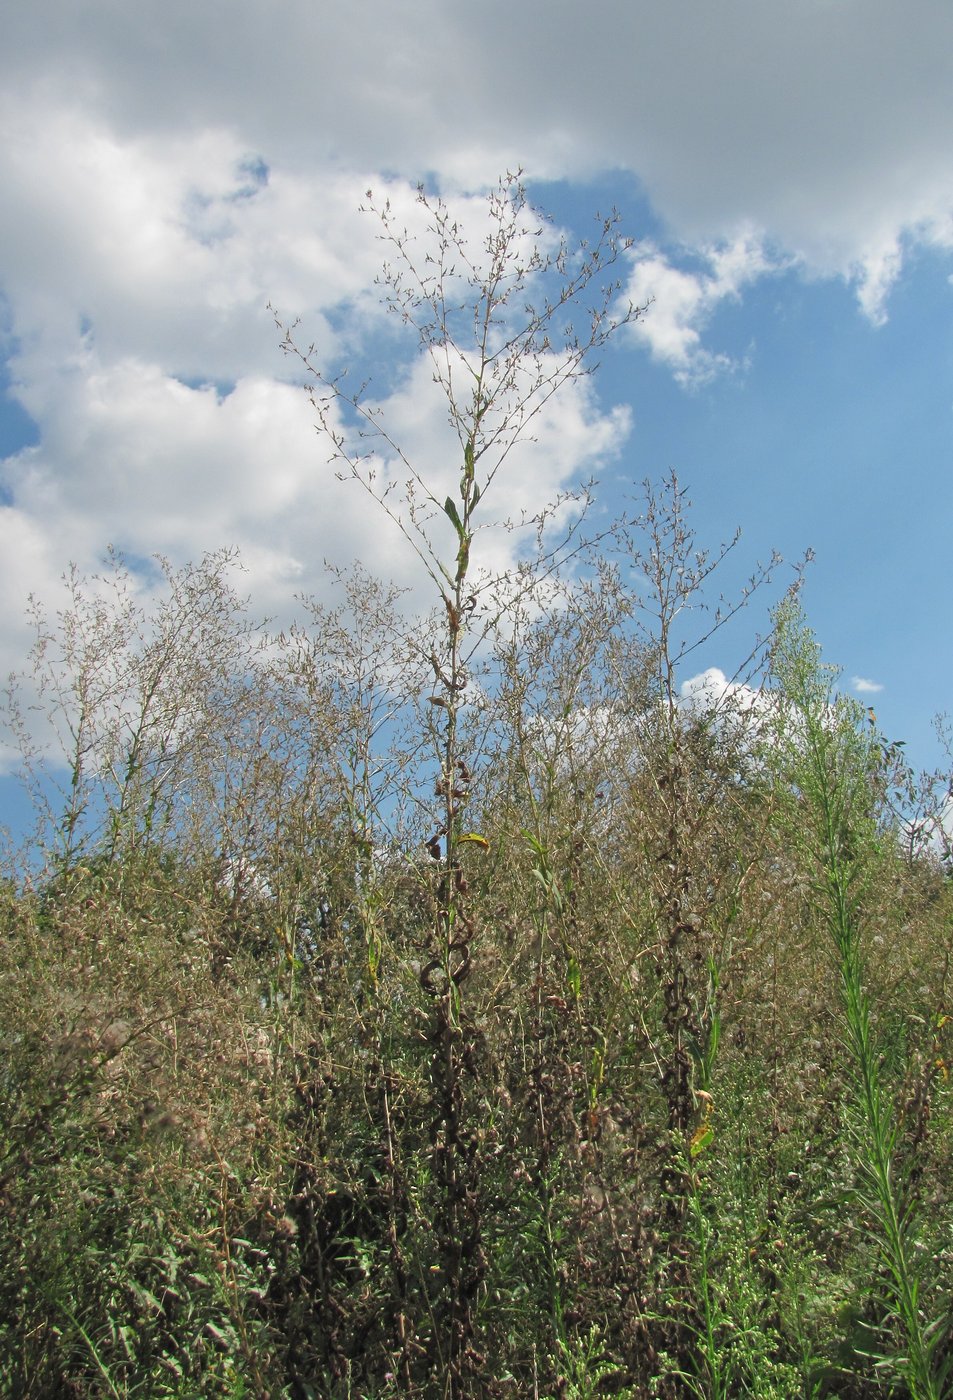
[520,829,546,859]
[443,496,465,541]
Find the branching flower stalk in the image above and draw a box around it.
[276,172,641,1394]
[598,476,787,1385]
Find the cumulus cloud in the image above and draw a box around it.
[0,78,639,697]
[851,676,884,695]
[0,336,632,684]
[679,667,764,720]
[0,99,398,389]
[622,230,776,384]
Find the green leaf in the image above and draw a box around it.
[462,440,475,488]
[520,828,546,859]
[443,496,465,541]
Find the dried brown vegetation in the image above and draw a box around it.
[1,179,951,1399]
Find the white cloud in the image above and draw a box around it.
[622,230,775,384]
[852,237,905,328]
[5,0,953,292]
[0,337,632,695]
[679,667,763,719]
[0,90,639,698]
[0,505,63,682]
[2,0,953,782]
[354,348,632,567]
[851,676,884,695]
[0,99,398,390]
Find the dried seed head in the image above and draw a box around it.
[101,1020,132,1054]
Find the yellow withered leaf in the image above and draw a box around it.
[457,833,490,850]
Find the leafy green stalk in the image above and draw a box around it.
[769,598,943,1400]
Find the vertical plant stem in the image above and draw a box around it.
[772,600,941,1400]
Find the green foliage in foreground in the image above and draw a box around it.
[1,544,951,1400]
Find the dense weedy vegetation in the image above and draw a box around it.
[2,179,951,1399]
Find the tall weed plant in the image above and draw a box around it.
[768,598,949,1399]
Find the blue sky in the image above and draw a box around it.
[2,0,953,837]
